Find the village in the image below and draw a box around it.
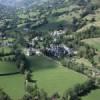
[23,30,76,58]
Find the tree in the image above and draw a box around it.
[15,52,30,73]
[39,89,48,100]
[25,71,33,82]
[23,84,49,100]
[0,89,11,100]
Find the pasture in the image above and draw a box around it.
[0,61,19,75]
[82,89,100,100]
[0,55,88,99]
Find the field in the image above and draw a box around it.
[82,38,100,51]
[0,55,88,99]
[33,67,88,96]
[82,89,100,100]
[0,47,12,54]
[0,74,25,100]
[0,61,19,75]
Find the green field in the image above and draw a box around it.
[33,67,88,96]
[0,62,19,74]
[0,74,25,100]
[28,55,59,71]
[82,38,100,51]
[0,47,12,54]
[29,55,88,95]
[0,55,88,99]
[82,89,100,100]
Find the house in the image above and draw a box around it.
[24,48,41,56]
[50,30,65,37]
[29,37,39,46]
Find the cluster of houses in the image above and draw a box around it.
[44,44,74,58]
[24,42,74,58]
[24,36,43,56]
[23,29,75,58]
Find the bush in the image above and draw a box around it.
[0,89,11,100]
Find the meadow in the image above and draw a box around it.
[33,67,88,96]
[82,89,100,100]
[0,55,88,99]
[0,61,19,75]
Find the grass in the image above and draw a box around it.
[82,89,100,100]
[29,55,88,95]
[0,61,19,74]
[0,74,25,100]
[33,67,88,96]
[28,55,59,71]
[82,38,100,51]
[0,55,88,99]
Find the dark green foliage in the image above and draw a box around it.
[0,89,11,100]
[63,79,96,100]
[22,85,48,100]
[15,52,30,73]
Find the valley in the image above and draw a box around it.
[0,0,100,100]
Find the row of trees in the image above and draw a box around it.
[62,79,96,100]
[78,44,96,60]
[0,51,14,57]
[61,58,88,75]
[15,51,30,73]
[0,56,16,62]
